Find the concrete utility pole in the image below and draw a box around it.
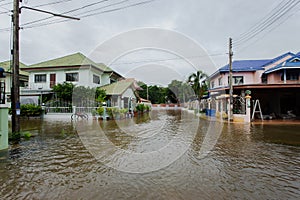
[11,1,80,135]
[11,0,80,133]
[11,0,20,134]
[228,38,233,122]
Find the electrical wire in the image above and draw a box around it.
[235,8,299,53]
[234,0,300,46]
[31,0,72,8]
[21,0,109,26]
[234,0,287,43]
[21,0,156,29]
[109,53,226,66]
[0,0,157,32]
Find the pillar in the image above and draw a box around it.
[0,104,9,150]
[245,95,251,123]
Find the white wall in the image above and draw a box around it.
[101,73,111,86]
[122,87,135,98]
[27,67,105,90]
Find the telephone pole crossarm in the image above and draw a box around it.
[20,6,80,20]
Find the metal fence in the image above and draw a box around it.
[46,106,98,114]
[233,96,246,114]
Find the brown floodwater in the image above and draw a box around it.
[0,109,300,199]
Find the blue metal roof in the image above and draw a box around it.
[260,52,295,68]
[219,59,271,73]
[208,52,297,79]
[264,55,300,74]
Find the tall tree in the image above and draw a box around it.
[187,70,208,100]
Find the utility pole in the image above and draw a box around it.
[10,1,80,135]
[228,38,233,122]
[146,85,149,100]
[11,0,20,134]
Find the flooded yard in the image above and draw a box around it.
[1,109,300,199]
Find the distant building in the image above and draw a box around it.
[100,78,142,110]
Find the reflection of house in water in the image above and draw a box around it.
[208,52,300,119]
[100,78,142,110]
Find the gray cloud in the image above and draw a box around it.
[1,0,299,82]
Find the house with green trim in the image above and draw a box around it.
[21,52,123,94]
[100,78,142,110]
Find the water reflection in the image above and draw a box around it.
[0,110,300,199]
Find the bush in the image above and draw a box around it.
[97,107,104,116]
[24,104,43,117]
[136,103,145,113]
[10,104,43,117]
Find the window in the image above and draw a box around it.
[211,81,215,88]
[261,74,267,84]
[35,74,46,83]
[66,73,79,82]
[93,74,100,84]
[218,77,222,86]
[281,71,299,81]
[228,76,244,85]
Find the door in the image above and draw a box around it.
[50,74,56,88]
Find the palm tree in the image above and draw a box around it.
[187,70,208,100]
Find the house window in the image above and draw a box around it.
[281,71,299,81]
[35,74,46,83]
[211,81,215,88]
[66,73,79,82]
[228,76,244,85]
[218,77,222,86]
[93,74,100,84]
[261,74,267,84]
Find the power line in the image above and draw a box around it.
[0,0,157,31]
[235,8,299,53]
[234,0,287,43]
[81,0,156,18]
[109,53,226,66]
[69,0,130,17]
[20,0,157,29]
[31,0,73,8]
[21,0,109,26]
[0,2,12,7]
[234,0,300,46]
[235,0,298,45]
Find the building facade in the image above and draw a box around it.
[207,52,300,120]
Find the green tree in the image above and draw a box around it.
[168,80,194,103]
[52,82,74,102]
[95,87,107,105]
[187,70,208,100]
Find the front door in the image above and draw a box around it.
[50,74,56,88]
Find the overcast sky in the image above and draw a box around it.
[0,0,299,85]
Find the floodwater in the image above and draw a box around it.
[0,109,300,200]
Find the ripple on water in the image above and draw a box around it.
[1,110,300,199]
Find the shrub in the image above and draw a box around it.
[136,103,145,113]
[11,104,43,117]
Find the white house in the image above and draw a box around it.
[21,52,122,96]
